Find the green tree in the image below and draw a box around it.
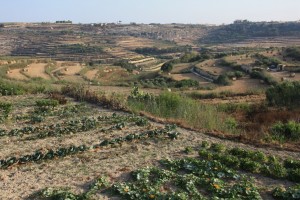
[161,62,173,73]
[266,81,300,107]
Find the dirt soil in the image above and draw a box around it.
[84,69,99,80]
[210,77,268,93]
[171,73,211,83]
[6,69,29,80]
[24,63,51,80]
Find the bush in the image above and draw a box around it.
[270,121,300,141]
[250,70,277,85]
[161,62,173,73]
[36,99,59,108]
[285,47,300,61]
[225,117,238,132]
[214,75,232,86]
[266,81,300,107]
[175,79,199,88]
[0,80,25,95]
[114,60,138,72]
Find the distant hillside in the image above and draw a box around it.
[200,20,300,44]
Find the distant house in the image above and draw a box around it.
[267,64,286,72]
[55,20,72,24]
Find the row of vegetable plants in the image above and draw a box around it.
[0,117,99,139]
[0,125,180,170]
[0,113,149,140]
[15,102,92,124]
[34,157,262,200]
[198,141,300,183]
[272,184,300,199]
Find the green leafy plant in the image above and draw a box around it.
[271,121,300,141]
[273,184,300,200]
[0,102,12,122]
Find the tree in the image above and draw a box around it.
[214,75,232,86]
[266,81,300,107]
[161,62,173,73]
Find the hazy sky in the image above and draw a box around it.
[1,0,299,24]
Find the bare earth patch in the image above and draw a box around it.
[84,69,99,80]
[6,69,28,80]
[171,73,210,83]
[24,63,51,80]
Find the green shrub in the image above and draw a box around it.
[285,47,300,61]
[0,80,25,95]
[225,117,238,132]
[250,70,277,85]
[161,62,173,73]
[214,75,232,86]
[175,79,199,88]
[266,81,300,107]
[270,121,300,141]
[36,99,59,108]
[114,60,138,72]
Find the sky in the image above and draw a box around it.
[1,0,299,24]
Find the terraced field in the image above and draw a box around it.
[0,94,300,199]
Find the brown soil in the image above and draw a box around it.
[171,63,192,73]
[211,77,268,93]
[84,69,99,80]
[171,73,211,83]
[24,63,51,80]
[6,69,29,80]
